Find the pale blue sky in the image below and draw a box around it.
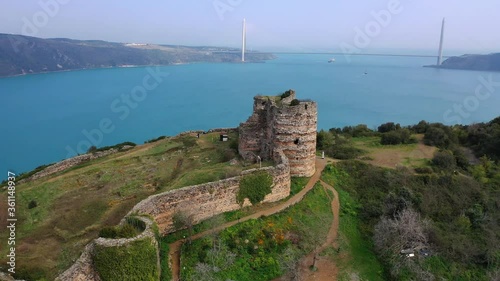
[1,0,498,55]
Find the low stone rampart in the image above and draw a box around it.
[129,149,290,235]
[55,216,158,281]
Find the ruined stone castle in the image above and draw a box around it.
[239,90,317,177]
[56,90,318,281]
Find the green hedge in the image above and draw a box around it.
[93,238,158,281]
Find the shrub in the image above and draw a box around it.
[432,150,456,170]
[87,145,97,153]
[423,125,456,148]
[290,99,300,106]
[451,147,469,170]
[321,133,366,159]
[98,217,145,239]
[352,124,375,137]
[316,130,334,150]
[28,200,38,209]
[378,122,401,133]
[380,129,412,145]
[340,124,375,137]
[381,131,403,145]
[94,142,137,153]
[237,171,273,205]
[411,120,429,134]
[280,90,292,99]
[329,145,365,160]
[229,138,239,152]
[145,136,166,144]
[414,167,433,174]
[99,226,119,239]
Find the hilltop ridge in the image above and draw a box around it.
[426,53,500,71]
[0,34,275,77]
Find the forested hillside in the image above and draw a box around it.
[0,34,275,77]
[319,117,500,280]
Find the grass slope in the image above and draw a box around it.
[322,165,386,281]
[0,132,265,280]
[178,183,333,281]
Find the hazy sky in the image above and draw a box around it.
[1,0,498,54]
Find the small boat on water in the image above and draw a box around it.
[328,58,335,63]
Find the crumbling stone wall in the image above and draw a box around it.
[129,149,290,235]
[239,90,317,177]
[56,217,158,281]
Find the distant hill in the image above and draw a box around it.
[0,34,275,77]
[427,53,500,71]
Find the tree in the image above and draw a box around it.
[412,120,430,134]
[424,126,452,148]
[373,208,433,278]
[380,129,412,145]
[192,238,236,281]
[432,150,456,170]
[378,122,401,133]
[381,131,403,145]
[237,172,273,205]
[316,130,334,150]
[173,209,195,243]
[87,145,97,153]
[279,246,303,281]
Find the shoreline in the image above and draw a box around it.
[0,58,273,79]
[0,63,194,79]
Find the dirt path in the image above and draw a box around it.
[168,158,330,281]
[297,180,340,281]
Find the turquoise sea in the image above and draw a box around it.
[2,54,500,178]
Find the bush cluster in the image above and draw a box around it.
[237,171,273,205]
[317,130,366,159]
[380,129,415,145]
[323,161,500,280]
[279,90,292,99]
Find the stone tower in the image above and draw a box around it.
[239,90,317,177]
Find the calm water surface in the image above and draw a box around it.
[1,54,500,177]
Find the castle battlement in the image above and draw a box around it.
[239,90,317,177]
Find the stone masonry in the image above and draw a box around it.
[56,216,159,281]
[128,149,290,235]
[238,90,317,177]
[53,90,317,280]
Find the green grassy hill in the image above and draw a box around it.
[0,131,266,280]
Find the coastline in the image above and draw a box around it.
[423,64,500,73]
[0,57,274,79]
[0,63,191,79]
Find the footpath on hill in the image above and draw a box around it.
[168,158,340,281]
[296,180,340,281]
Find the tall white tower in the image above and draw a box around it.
[242,18,246,62]
[437,18,445,65]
